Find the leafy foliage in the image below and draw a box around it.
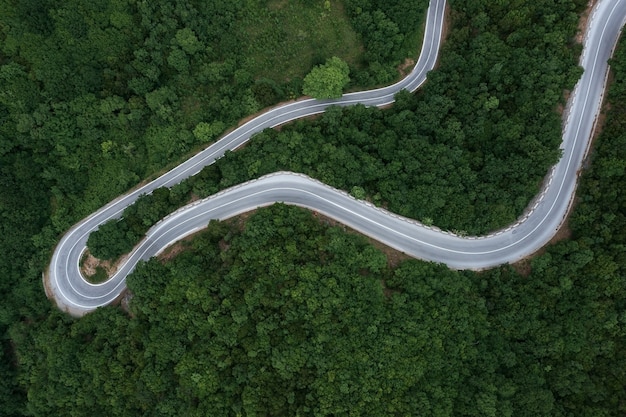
[17,206,491,415]
[93,0,587,259]
[0,0,423,412]
[16,186,626,415]
[303,56,351,99]
[2,0,626,416]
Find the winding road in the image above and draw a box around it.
[46,0,626,316]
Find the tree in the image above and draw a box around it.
[87,218,137,260]
[192,121,225,143]
[303,56,350,99]
[173,28,203,55]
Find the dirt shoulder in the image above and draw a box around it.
[576,0,598,44]
[80,250,130,284]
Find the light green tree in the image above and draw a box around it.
[350,185,366,200]
[174,28,203,55]
[193,121,226,143]
[303,56,350,99]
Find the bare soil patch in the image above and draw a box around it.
[268,0,288,11]
[42,270,53,300]
[273,113,324,131]
[80,250,129,284]
[224,210,256,232]
[584,103,609,169]
[511,258,532,277]
[442,2,451,44]
[576,0,598,44]
[368,238,412,269]
[157,240,191,263]
[397,58,416,78]
[120,289,135,317]
[558,89,571,117]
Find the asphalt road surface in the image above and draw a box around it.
[46,0,626,316]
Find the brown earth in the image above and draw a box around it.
[576,0,599,44]
[397,58,416,78]
[80,250,129,283]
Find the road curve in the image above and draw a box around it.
[46,0,626,316]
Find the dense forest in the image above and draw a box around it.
[14,114,626,416]
[0,0,424,414]
[88,0,587,261]
[1,0,626,415]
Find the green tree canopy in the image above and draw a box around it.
[303,56,350,99]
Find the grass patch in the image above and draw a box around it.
[90,267,109,284]
[238,0,364,82]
